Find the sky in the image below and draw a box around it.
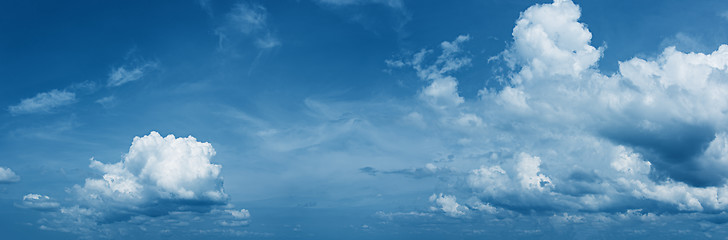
[3,0,728,239]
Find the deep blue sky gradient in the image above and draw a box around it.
[3,0,728,239]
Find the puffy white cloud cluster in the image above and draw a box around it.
[383,0,728,218]
[22,131,248,234]
[475,0,728,213]
[505,0,602,79]
[0,166,20,183]
[611,146,728,212]
[72,131,227,219]
[466,153,562,210]
[429,193,468,217]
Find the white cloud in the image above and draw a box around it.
[364,0,728,220]
[375,211,434,220]
[515,153,553,191]
[95,95,116,108]
[611,145,651,175]
[494,86,530,111]
[429,193,468,217]
[8,89,76,115]
[609,146,728,212]
[23,131,240,233]
[466,198,498,214]
[0,166,20,183]
[504,0,602,79]
[391,35,470,109]
[18,194,60,211]
[481,0,728,188]
[107,61,158,87]
[467,165,509,196]
[226,209,251,219]
[77,131,226,205]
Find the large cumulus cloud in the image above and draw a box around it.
[71,131,228,222]
[375,0,728,221]
[471,0,728,214]
[22,132,249,235]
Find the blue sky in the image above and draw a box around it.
[3,0,728,239]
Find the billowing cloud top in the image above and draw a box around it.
[85,131,225,200]
[417,0,728,217]
[75,131,227,217]
[24,131,234,231]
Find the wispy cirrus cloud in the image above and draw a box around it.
[216,2,280,51]
[8,89,76,115]
[315,0,404,9]
[7,55,157,116]
[107,61,158,87]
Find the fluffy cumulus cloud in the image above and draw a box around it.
[504,0,602,79]
[0,166,20,183]
[72,131,227,221]
[8,89,76,115]
[22,132,249,236]
[373,0,728,227]
[429,193,468,217]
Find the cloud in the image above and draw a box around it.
[23,132,248,235]
[515,153,553,192]
[360,163,453,179]
[429,193,468,217]
[74,131,227,219]
[387,35,470,109]
[216,2,280,50]
[8,89,76,115]
[227,3,267,34]
[0,167,20,183]
[107,61,158,87]
[366,0,728,223]
[375,211,434,220]
[8,55,152,116]
[502,0,602,78]
[95,95,117,108]
[720,10,728,21]
[17,194,60,211]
